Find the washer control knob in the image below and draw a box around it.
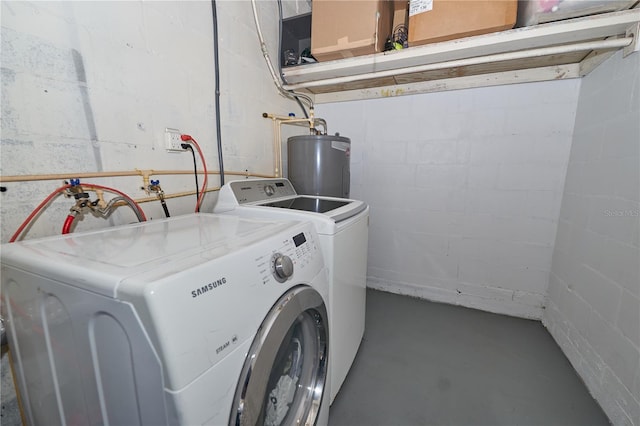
[272,254,294,282]
[264,185,275,196]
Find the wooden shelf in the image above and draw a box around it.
[281,9,640,103]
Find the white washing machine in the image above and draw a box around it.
[1,213,331,425]
[214,178,369,403]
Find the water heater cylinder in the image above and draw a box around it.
[287,134,350,198]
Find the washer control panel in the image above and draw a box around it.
[229,179,296,204]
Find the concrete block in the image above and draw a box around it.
[468,165,498,189]
[415,165,467,189]
[446,191,467,213]
[525,190,562,221]
[489,264,549,294]
[458,258,492,287]
[363,163,416,185]
[513,290,546,308]
[568,327,607,381]
[553,219,572,254]
[517,217,558,245]
[465,189,528,218]
[588,198,639,244]
[582,160,628,198]
[600,239,640,297]
[574,264,622,325]
[412,88,467,114]
[567,127,605,162]
[614,158,640,203]
[367,140,407,164]
[617,292,640,348]
[569,227,607,271]
[407,188,449,212]
[407,140,459,165]
[464,109,506,137]
[601,367,640,426]
[468,137,504,164]
[558,193,590,228]
[587,310,640,392]
[497,163,565,191]
[503,104,576,137]
[470,83,517,109]
[506,79,580,108]
[601,113,640,160]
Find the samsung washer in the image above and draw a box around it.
[214,178,368,403]
[1,213,330,425]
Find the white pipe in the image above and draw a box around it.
[282,38,633,91]
[250,0,314,108]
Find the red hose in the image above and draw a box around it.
[181,134,208,213]
[9,184,71,242]
[61,214,75,234]
[10,182,147,243]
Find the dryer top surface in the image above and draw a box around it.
[1,213,303,295]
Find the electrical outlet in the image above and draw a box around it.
[165,128,184,152]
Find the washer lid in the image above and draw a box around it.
[1,214,298,297]
[215,178,367,225]
[262,197,350,213]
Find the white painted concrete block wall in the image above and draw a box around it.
[317,80,580,319]
[0,1,302,242]
[544,50,640,425]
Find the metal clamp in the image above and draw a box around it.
[624,22,640,57]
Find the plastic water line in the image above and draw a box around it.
[9,183,71,242]
[282,37,634,91]
[10,183,147,242]
[250,0,314,111]
[262,112,328,177]
[61,214,75,234]
[180,134,208,212]
[211,0,225,186]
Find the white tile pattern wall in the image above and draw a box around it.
[317,80,580,319]
[544,50,640,426]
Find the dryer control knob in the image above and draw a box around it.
[272,254,294,282]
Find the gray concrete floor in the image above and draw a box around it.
[1,289,609,425]
[329,289,609,426]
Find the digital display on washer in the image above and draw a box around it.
[293,232,306,247]
[275,182,284,187]
[264,197,350,213]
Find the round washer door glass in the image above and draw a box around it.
[230,286,328,426]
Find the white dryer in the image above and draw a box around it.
[1,213,331,425]
[214,178,369,403]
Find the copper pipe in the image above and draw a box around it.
[0,169,274,183]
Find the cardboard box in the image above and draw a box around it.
[311,0,394,61]
[408,0,517,46]
[393,0,409,30]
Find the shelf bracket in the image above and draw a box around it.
[623,22,640,57]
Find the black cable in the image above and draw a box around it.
[295,96,309,118]
[184,144,200,210]
[277,0,309,119]
[160,199,170,218]
[212,0,225,186]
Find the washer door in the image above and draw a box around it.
[230,286,328,426]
